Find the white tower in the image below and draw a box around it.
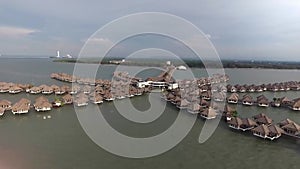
[56,51,60,58]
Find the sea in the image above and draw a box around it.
[0,58,300,169]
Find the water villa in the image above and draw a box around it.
[0,99,12,110]
[253,113,273,125]
[29,86,41,94]
[252,124,284,140]
[11,98,31,115]
[200,107,218,120]
[257,95,269,107]
[3,69,300,144]
[227,93,239,104]
[8,85,23,94]
[62,94,73,104]
[41,85,53,94]
[241,94,253,106]
[34,96,52,112]
[228,117,257,131]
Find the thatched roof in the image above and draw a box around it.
[227,93,239,101]
[252,124,270,135]
[201,107,217,118]
[228,117,243,126]
[278,118,294,127]
[282,122,300,132]
[242,118,257,127]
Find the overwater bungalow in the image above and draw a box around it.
[228,116,257,131]
[0,83,9,93]
[136,88,144,96]
[228,117,243,130]
[281,122,300,136]
[34,96,52,112]
[74,96,89,107]
[166,92,175,101]
[257,95,269,107]
[200,99,209,108]
[41,85,53,94]
[223,105,236,121]
[187,103,201,114]
[34,101,52,112]
[201,91,211,100]
[227,85,236,93]
[240,118,257,131]
[279,96,292,107]
[234,84,246,93]
[253,113,273,125]
[255,85,264,92]
[0,99,12,110]
[248,84,256,92]
[252,124,283,140]
[29,86,41,94]
[54,86,66,95]
[213,92,226,102]
[176,99,190,109]
[62,94,73,104]
[172,96,181,105]
[269,84,279,92]
[241,94,253,106]
[12,104,30,115]
[268,125,284,139]
[8,85,23,94]
[70,85,81,94]
[227,93,239,104]
[200,107,218,120]
[50,84,59,91]
[90,94,103,104]
[11,98,31,115]
[103,91,115,101]
[278,118,295,128]
[290,98,300,111]
[83,85,92,94]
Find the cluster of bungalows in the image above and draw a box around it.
[226,92,300,111]
[226,93,269,107]
[0,81,78,96]
[26,84,71,95]
[0,82,31,94]
[160,75,230,120]
[227,113,285,140]
[226,81,300,93]
[162,89,218,119]
[50,71,154,107]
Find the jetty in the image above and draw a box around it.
[1,65,300,143]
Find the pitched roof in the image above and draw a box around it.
[268,125,284,135]
[252,124,270,135]
[228,117,243,126]
[282,122,300,132]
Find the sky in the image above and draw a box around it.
[0,0,300,61]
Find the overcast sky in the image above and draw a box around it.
[0,0,300,61]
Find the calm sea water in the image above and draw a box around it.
[1,58,300,169]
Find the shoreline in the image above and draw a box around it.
[53,58,300,70]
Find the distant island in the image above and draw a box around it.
[53,57,300,69]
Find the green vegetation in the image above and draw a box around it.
[53,57,300,69]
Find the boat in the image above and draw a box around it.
[177,65,187,70]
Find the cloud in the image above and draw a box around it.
[0,26,39,38]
